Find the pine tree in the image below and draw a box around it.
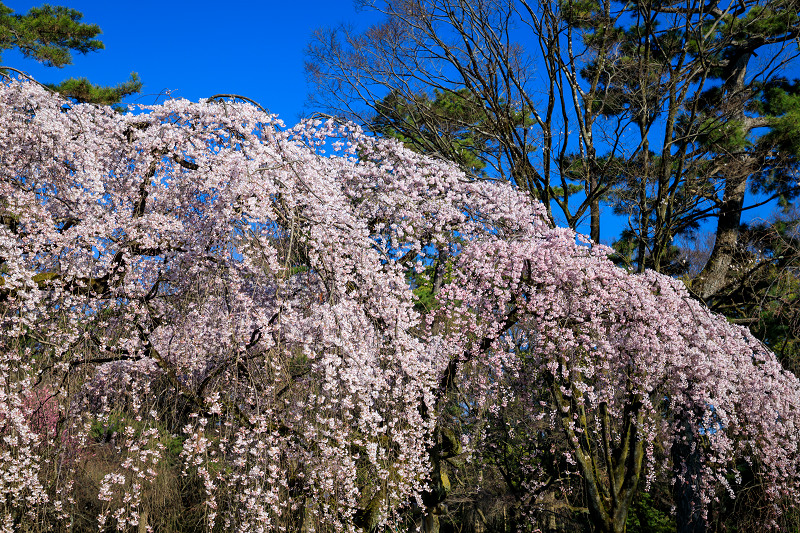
[0,1,140,105]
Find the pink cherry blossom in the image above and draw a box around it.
[0,79,798,532]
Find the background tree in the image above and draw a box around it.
[371,88,531,178]
[688,207,800,375]
[0,1,140,105]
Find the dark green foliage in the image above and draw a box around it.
[757,79,800,158]
[709,213,800,375]
[558,0,599,28]
[696,118,749,154]
[625,492,674,533]
[611,229,692,276]
[409,254,454,314]
[410,264,440,313]
[373,89,489,174]
[47,72,142,107]
[0,1,102,68]
[0,1,140,106]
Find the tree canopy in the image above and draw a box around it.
[1,79,800,532]
[0,1,102,67]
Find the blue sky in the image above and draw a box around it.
[5,0,379,122]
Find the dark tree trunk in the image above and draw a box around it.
[696,168,747,302]
[673,418,705,533]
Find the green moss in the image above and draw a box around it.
[32,271,60,285]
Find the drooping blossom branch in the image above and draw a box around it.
[0,79,798,533]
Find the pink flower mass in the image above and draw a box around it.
[0,80,799,531]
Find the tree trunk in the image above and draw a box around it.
[696,173,747,302]
[590,173,601,244]
[673,418,705,533]
[422,512,440,533]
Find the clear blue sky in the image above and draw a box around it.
[5,0,379,123]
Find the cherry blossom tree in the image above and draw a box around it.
[0,79,799,533]
[434,230,800,532]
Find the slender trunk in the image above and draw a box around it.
[552,384,644,533]
[422,512,440,533]
[590,173,601,243]
[423,251,453,529]
[636,126,650,273]
[431,245,449,296]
